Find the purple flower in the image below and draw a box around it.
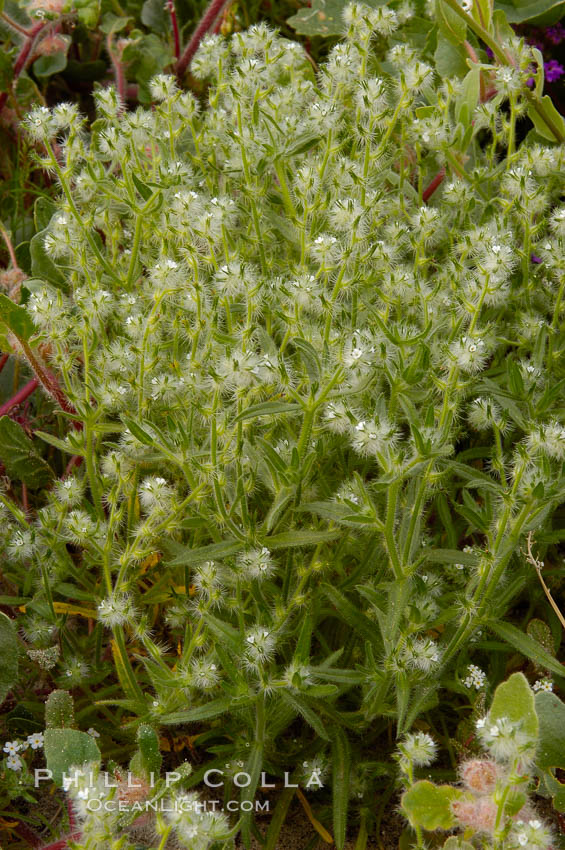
[485,46,494,58]
[531,254,542,264]
[545,23,565,46]
[545,60,564,83]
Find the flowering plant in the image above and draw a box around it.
[1,1,565,846]
[400,672,565,849]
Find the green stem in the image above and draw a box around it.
[113,625,145,703]
[384,480,403,579]
[126,214,143,288]
[440,0,565,142]
[274,160,297,219]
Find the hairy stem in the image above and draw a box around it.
[176,0,231,81]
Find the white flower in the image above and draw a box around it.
[3,741,20,755]
[398,732,437,767]
[463,664,487,690]
[87,728,100,738]
[533,679,553,693]
[237,547,275,581]
[6,755,22,771]
[26,732,44,750]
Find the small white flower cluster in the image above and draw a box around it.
[397,731,437,770]
[3,733,44,771]
[244,626,276,669]
[475,714,536,763]
[510,818,553,849]
[97,594,139,628]
[526,420,565,461]
[463,664,487,690]
[237,547,275,581]
[449,334,489,374]
[161,787,231,849]
[401,636,441,673]
[532,678,553,693]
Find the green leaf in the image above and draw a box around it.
[164,538,244,566]
[324,585,382,648]
[135,724,162,776]
[540,771,565,812]
[74,0,100,28]
[0,613,18,706]
[34,198,57,232]
[234,400,302,422]
[161,696,240,725]
[99,12,132,33]
[495,0,565,22]
[285,132,322,158]
[131,171,154,202]
[287,0,350,36]
[0,293,35,340]
[45,690,74,728]
[456,66,480,126]
[535,690,565,770]
[29,228,67,289]
[280,691,330,740]
[122,33,172,102]
[33,50,68,78]
[140,0,168,32]
[120,416,159,446]
[472,0,493,29]
[527,95,565,144]
[401,781,461,830]
[443,839,475,850]
[332,726,351,850]
[435,0,467,44]
[265,529,340,549]
[530,47,545,97]
[434,35,469,77]
[489,623,565,680]
[489,672,538,738]
[43,728,101,786]
[240,738,264,846]
[527,618,555,664]
[423,548,477,566]
[292,338,321,382]
[35,429,85,457]
[0,417,54,488]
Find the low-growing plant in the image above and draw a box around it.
[1,1,565,846]
[400,672,565,849]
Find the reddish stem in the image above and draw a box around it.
[0,11,34,37]
[0,353,9,374]
[19,340,83,430]
[212,4,227,33]
[0,223,20,270]
[0,21,46,116]
[167,0,181,61]
[106,34,126,111]
[175,0,231,81]
[12,820,42,848]
[423,167,446,203]
[38,831,82,850]
[0,378,39,417]
[63,454,83,478]
[67,799,77,833]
